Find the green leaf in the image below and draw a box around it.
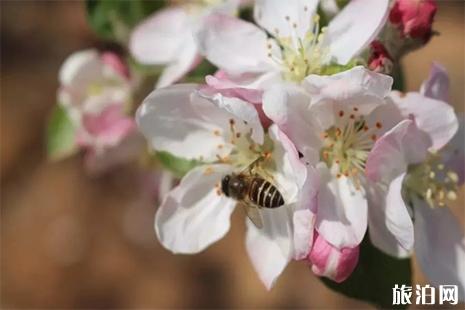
[85,0,165,42]
[47,105,78,161]
[156,151,202,178]
[321,237,412,309]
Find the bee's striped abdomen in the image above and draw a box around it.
[249,177,284,209]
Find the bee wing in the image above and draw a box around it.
[241,203,264,229]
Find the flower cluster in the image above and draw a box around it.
[50,0,464,303]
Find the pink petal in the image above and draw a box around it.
[81,104,135,147]
[308,231,360,283]
[101,52,130,79]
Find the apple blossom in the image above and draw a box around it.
[263,66,431,258]
[129,0,240,88]
[196,0,389,88]
[136,84,318,289]
[380,63,464,300]
[58,49,141,173]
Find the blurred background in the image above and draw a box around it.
[1,1,464,308]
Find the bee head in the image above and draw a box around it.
[221,174,247,200]
[221,175,231,197]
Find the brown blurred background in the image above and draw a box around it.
[1,1,464,308]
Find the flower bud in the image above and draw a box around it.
[368,40,394,74]
[389,0,437,43]
[307,231,359,283]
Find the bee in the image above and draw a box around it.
[220,157,285,229]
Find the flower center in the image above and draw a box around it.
[267,13,328,82]
[405,153,459,208]
[320,108,383,189]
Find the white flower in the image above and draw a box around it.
[383,63,464,300]
[263,66,433,258]
[129,0,240,88]
[196,0,389,88]
[136,84,318,289]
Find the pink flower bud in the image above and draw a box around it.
[389,0,437,42]
[307,231,359,283]
[368,40,394,74]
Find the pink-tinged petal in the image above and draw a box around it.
[390,91,458,151]
[245,205,294,290]
[129,7,190,64]
[366,119,431,183]
[308,231,359,283]
[315,163,368,249]
[253,0,318,38]
[263,84,322,164]
[367,175,413,258]
[136,84,233,162]
[205,71,263,104]
[304,66,393,117]
[59,49,102,89]
[202,73,272,129]
[156,39,201,88]
[155,164,236,254]
[293,165,319,260]
[196,14,278,75]
[420,62,449,102]
[101,52,130,79]
[413,197,465,301]
[81,104,135,148]
[324,0,389,65]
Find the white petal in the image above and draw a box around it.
[304,66,393,119]
[201,93,264,144]
[413,197,465,301]
[129,7,190,64]
[324,0,389,64]
[263,84,322,164]
[293,165,319,260]
[267,125,307,203]
[155,164,236,254]
[59,49,102,89]
[253,0,318,38]
[245,205,294,289]
[367,175,413,258]
[156,37,200,88]
[315,163,368,249]
[366,119,432,184]
[136,84,233,161]
[196,14,278,75]
[420,62,449,102]
[390,91,458,151]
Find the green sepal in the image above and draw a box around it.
[156,151,202,178]
[46,105,78,161]
[320,59,361,75]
